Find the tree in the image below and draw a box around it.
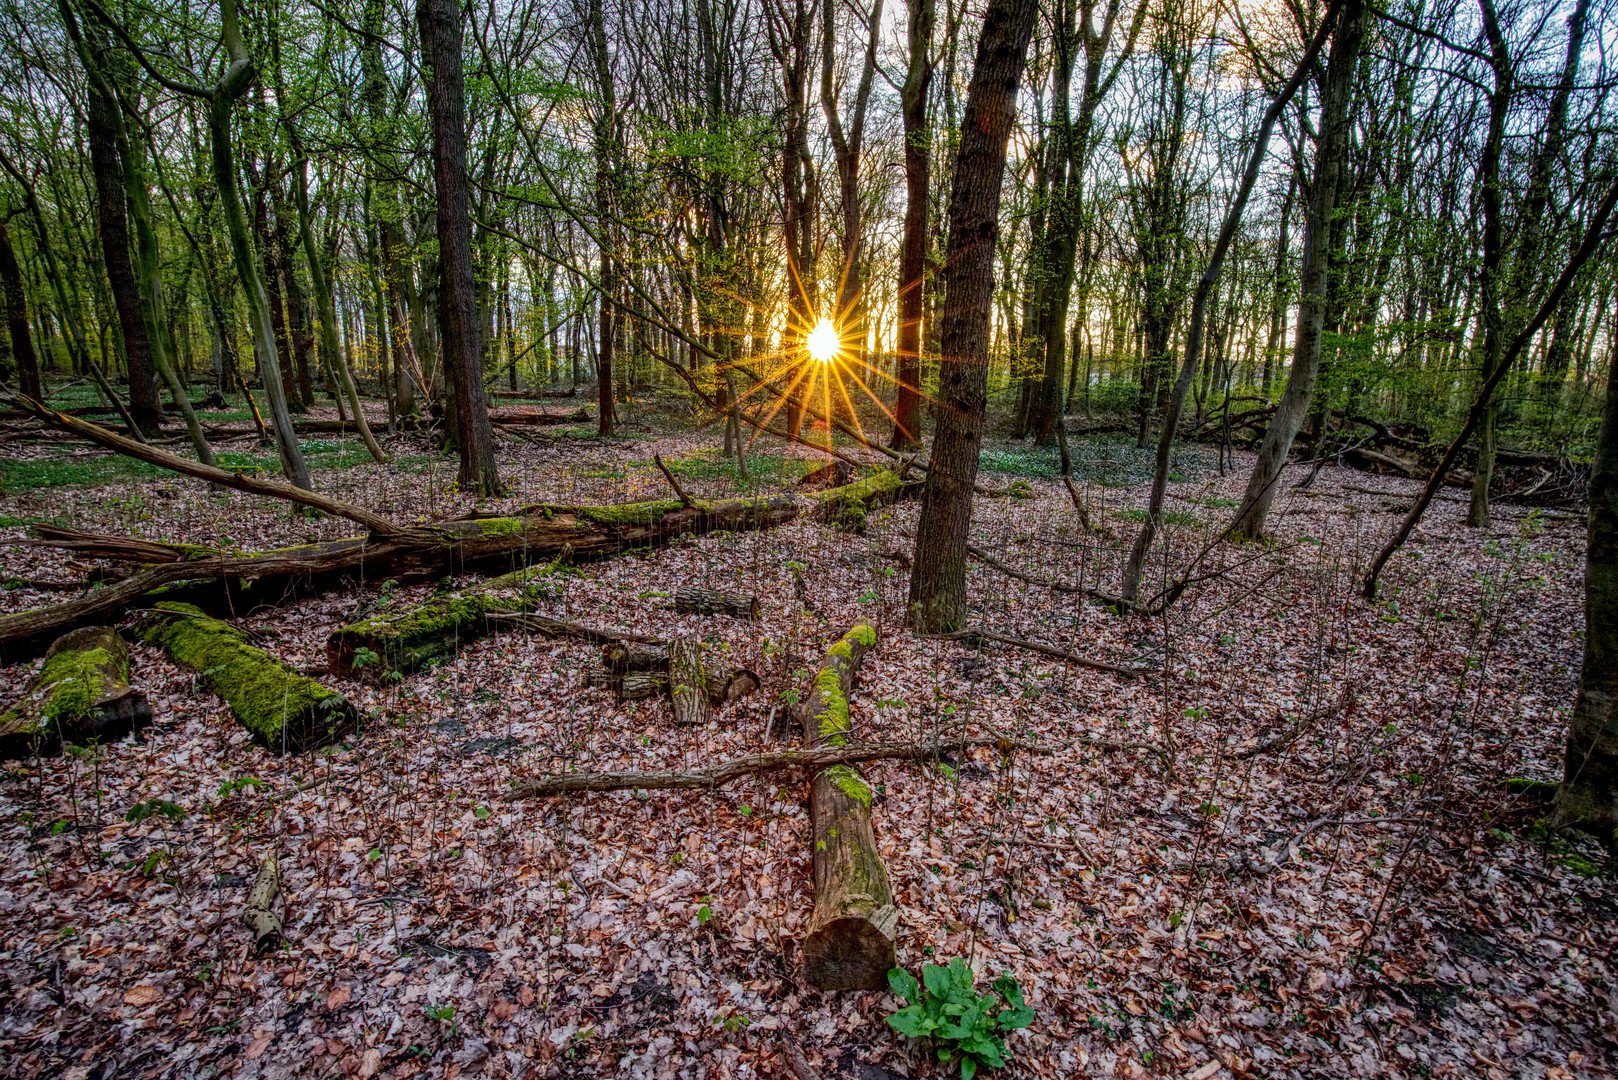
[888,0,934,450]
[1228,0,1367,541]
[417,0,502,496]
[0,221,41,399]
[906,0,1039,632]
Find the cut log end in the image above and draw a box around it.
[803,906,899,991]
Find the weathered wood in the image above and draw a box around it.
[800,622,895,991]
[0,626,152,759]
[668,637,709,725]
[491,612,662,645]
[674,587,761,620]
[706,665,760,706]
[602,641,671,673]
[326,562,566,681]
[586,669,667,700]
[4,492,802,661]
[507,733,1052,797]
[242,853,284,955]
[138,603,360,753]
[804,468,922,533]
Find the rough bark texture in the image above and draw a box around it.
[242,853,284,955]
[668,637,710,725]
[588,670,667,700]
[889,0,934,449]
[417,0,502,495]
[603,641,671,672]
[0,222,42,399]
[674,587,761,620]
[0,626,151,759]
[1555,321,1618,844]
[138,603,359,753]
[326,563,564,680]
[905,0,1038,631]
[801,622,896,991]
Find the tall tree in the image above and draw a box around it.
[888,0,935,449]
[0,221,41,399]
[906,0,1040,632]
[417,0,502,495]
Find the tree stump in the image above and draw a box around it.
[674,587,761,620]
[0,626,151,759]
[800,622,896,990]
[139,603,360,753]
[668,637,709,725]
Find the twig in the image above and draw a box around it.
[934,625,1154,678]
[485,611,664,644]
[966,544,1146,613]
[653,453,693,507]
[1233,687,1355,759]
[507,735,1062,799]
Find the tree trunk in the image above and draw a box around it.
[673,587,761,620]
[0,223,41,399]
[889,0,934,450]
[802,623,895,990]
[668,637,710,725]
[906,0,1039,632]
[417,0,502,495]
[1230,0,1366,541]
[0,626,151,759]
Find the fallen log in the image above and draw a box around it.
[805,468,921,533]
[602,641,670,672]
[586,669,666,699]
[935,626,1154,679]
[326,561,569,681]
[138,603,360,753]
[668,637,710,725]
[799,622,895,991]
[507,732,1055,797]
[4,491,807,661]
[487,612,663,644]
[674,587,761,620]
[0,626,152,759]
[242,853,284,955]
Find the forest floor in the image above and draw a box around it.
[0,395,1612,1080]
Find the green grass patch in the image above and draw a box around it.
[1188,495,1238,508]
[1113,508,1198,527]
[0,439,408,493]
[666,451,798,487]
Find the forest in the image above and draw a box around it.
[0,0,1615,1073]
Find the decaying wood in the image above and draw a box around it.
[242,853,284,955]
[489,611,663,645]
[653,453,693,507]
[598,641,758,706]
[0,626,152,759]
[796,622,895,991]
[7,396,401,534]
[602,641,671,672]
[668,637,709,725]
[138,603,361,753]
[326,562,566,681]
[507,733,1055,797]
[936,626,1155,679]
[0,564,191,665]
[586,669,667,700]
[674,587,761,620]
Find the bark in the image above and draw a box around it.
[0,626,151,759]
[889,0,934,450]
[1230,0,1367,541]
[0,223,41,399]
[905,0,1039,631]
[590,0,618,438]
[798,623,895,990]
[588,669,667,700]
[674,587,761,620]
[137,602,360,753]
[668,637,710,725]
[417,0,502,495]
[242,854,284,955]
[603,641,670,672]
[1555,293,1618,845]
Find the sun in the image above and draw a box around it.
[805,319,839,363]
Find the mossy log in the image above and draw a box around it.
[0,626,151,759]
[800,622,896,991]
[668,638,709,725]
[674,587,761,620]
[3,491,804,661]
[138,603,360,753]
[805,469,922,533]
[598,641,757,707]
[326,563,565,681]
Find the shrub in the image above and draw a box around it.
[886,958,1033,1078]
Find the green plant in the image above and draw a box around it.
[886,959,1033,1078]
[126,798,186,824]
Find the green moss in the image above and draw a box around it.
[575,499,684,527]
[849,623,876,648]
[824,764,873,808]
[141,603,357,753]
[36,647,115,721]
[475,517,526,538]
[828,639,854,660]
[814,666,851,745]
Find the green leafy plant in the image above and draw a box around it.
[886,959,1033,1078]
[126,798,186,824]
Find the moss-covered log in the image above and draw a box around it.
[138,603,359,753]
[805,469,922,533]
[800,622,896,991]
[673,587,761,620]
[326,562,567,681]
[0,626,151,759]
[4,491,804,661]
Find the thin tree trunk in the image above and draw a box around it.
[0,224,41,399]
[889,0,935,450]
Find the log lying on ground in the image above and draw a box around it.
[242,853,284,955]
[138,603,360,753]
[507,733,1054,797]
[603,641,670,671]
[674,587,761,620]
[0,626,152,759]
[800,622,896,991]
[326,560,571,681]
[586,669,667,699]
[599,639,759,707]
[3,491,810,661]
[805,469,922,533]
